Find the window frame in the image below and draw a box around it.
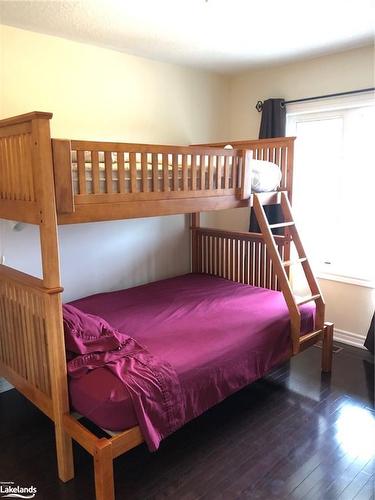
[286,92,375,288]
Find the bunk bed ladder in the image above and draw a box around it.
[253,192,325,356]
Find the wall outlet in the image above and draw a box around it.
[0,377,13,393]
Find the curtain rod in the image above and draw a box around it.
[255,87,375,112]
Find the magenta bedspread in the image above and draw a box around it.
[68,273,315,449]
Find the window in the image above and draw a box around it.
[287,95,375,285]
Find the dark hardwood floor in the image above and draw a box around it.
[1,343,374,500]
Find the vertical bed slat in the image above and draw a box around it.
[141,153,148,193]
[22,134,34,201]
[242,241,247,284]
[265,248,270,289]
[254,242,260,287]
[12,287,25,376]
[203,235,208,274]
[77,150,86,195]
[224,156,229,189]
[280,147,287,191]
[152,153,158,192]
[91,151,100,194]
[286,141,294,204]
[208,236,212,275]
[182,155,188,192]
[208,155,214,191]
[23,291,36,386]
[259,243,265,287]
[172,154,179,191]
[247,241,251,285]
[8,138,15,200]
[129,152,137,193]
[229,239,233,281]
[197,230,202,273]
[200,155,206,190]
[232,156,238,189]
[162,153,169,192]
[191,155,197,191]
[214,236,218,275]
[14,288,26,379]
[275,147,280,172]
[12,137,21,200]
[5,286,17,373]
[220,236,225,278]
[117,152,125,194]
[104,152,113,194]
[233,239,238,282]
[0,139,6,199]
[34,296,46,391]
[216,155,222,190]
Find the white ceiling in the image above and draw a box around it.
[1,0,374,73]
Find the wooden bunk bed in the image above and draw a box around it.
[0,112,333,500]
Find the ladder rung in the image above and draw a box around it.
[296,294,321,306]
[299,329,323,344]
[268,221,295,229]
[283,257,307,267]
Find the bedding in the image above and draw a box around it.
[67,274,315,450]
[64,304,184,451]
[251,159,282,192]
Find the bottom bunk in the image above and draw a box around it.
[0,221,334,500]
[66,273,316,436]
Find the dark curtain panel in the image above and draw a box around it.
[364,312,374,354]
[250,98,286,234]
[259,98,286,139]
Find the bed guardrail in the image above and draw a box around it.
[53,140,253,223]
[194,137,295,203]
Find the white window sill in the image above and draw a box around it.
[316,272,375,289]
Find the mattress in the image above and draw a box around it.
[68,274,315,432]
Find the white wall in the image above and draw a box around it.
[228,45,374,139]
[0,217,190,302]
[0,25,230,301]
[214,45,375,346]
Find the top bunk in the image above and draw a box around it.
[0,111,295,225]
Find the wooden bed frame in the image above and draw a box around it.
[0,112,333,500]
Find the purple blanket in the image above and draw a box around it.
[67,274,315,450]
[63,304,184,451]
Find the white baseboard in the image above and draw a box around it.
[0,377,13,393]
[334,328,366,349]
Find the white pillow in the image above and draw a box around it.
[251,160,282,193]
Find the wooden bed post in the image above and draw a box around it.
[31,115,74,482]
[191,212,200,273]
[94,440,115,500]
[322,322,334,373]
